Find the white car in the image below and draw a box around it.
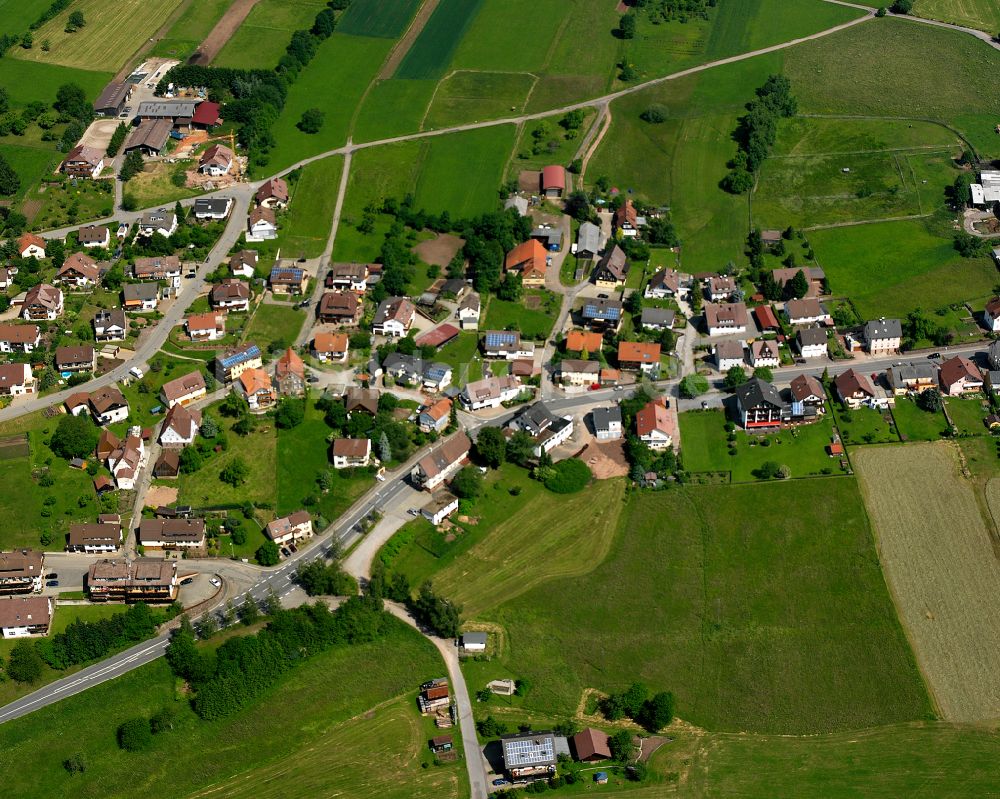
[375,473,386,482]
[209,577,221,588]
[129,366,144,379]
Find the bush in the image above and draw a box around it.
[640,105,666,123]
[63,753,87,774]
[890,0,912,12]
[450,466,483,499]
[256,540,280,566]
[543,458,590,494]
[117,718,152,751]
[679,374,709,398]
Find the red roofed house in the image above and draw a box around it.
[331,438,372,469]
[266,510,313,547]
[17,233,46,260]
[198,143,233,177]
[939,355,983,396]
[415,323,460,350]
[566,329,603,354]
[319,291,361,325]
[57,252,100,287]
[613,199,639,237]
[540,165,565,198]
[834,368,888,410]
[255,177,289,208]
[636,396,672,449]
[418,397,452,433]
[504,240,547,287]
[186,311,226,342]
[312,332,349,362]
[753,304,780,331]
[573,728,611,762]
[191,101,221,129]
[274,347,305,397]
[238,368,276,411]
[618,341,661,375]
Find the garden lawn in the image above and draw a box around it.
[469,479,931,733]
[151,0,236,60]
[892,396,949,442]
[1,145,59,203]
[678,409,842,482]
[118,357,208,430]
[125,161,203,210]
[434,332,483,386]
[482,291,557,340]
[243,303,306,353]
[213,0,326,68]
[27,174,117,228]
[0,618,459,799]
[264,33,393,172]
[10,0,184,72]
[832,403,899,446]
[809,219,996,319]
[944,396,989,436]
[273,157,343,259]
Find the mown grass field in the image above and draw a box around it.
[352,78,438,141]
[854,443,1000,722]
[944,396,989,435]
[0,0,52,32]
[126,161,203,210]
[273,156,343,259]
[10,0,184,72]
[678,409,842,481]
[336,0,421,38]
[0,618,460,799]
[394,0,484,79]
[423,71,536,129]
[213,0,326,68]
[1,144,59,201]
[809,218,997,319]
[913,0,1000,34]
[151,0,236,60]
[892,396,950,441]
[462,479,930,733]
[243,302,306,353]
[0,58,110,109]
[263,33,393,172]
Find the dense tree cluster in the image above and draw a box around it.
[722,75,797,194]
[409,581,461,638]
[36,603,164,669]
[600,682,675,732]
[294,559,357,596]
[49,413,100,459]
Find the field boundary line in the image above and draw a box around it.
[795,113,979,161]
[769,145,961,159]
[802,213,931,231]
[376,0,442,81]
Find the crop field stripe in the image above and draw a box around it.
[393,0,485,79]
[337,0,421,38]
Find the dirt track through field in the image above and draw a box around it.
[190,0,260,65]
[378,0,441,80]
[854,443,1000,722]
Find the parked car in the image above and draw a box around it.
[46,580,59,587]
[492,779,509,787]
[280,547,290,557]
[306,375,319,383]
[289,544,297,553]
[46,573,58,579]
[928,352,942,359]
[209,577,221,588]
[129,366,144,379]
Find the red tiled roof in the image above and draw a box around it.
[191,101,221,126]
[754,304,780,329]
[541,165,565,191]
[618,341,661,365]
[415,324,460,348]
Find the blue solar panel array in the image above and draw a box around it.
[220,344,261,368]
[484,331,518,348]
[582,302,621,320]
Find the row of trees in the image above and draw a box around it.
[721,75,797,194]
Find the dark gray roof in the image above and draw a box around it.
[863,318,902,341]
[510,401,561,436]
[735,377,788,411]
[797,327,827,346]
[194,198,232,215]
[640,307,675,327]
[462,632,488,645]
[123,283,159,302]
[592,406,622,431]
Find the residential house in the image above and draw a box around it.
[328,262,369,292]
[0,324,40,353]
[217,343,263,383]
[248,207,278,241]
[153,450,180,478]
[137,518,206,551]
[505,240,547,287]
[456,291,481,330]
[211,279,251,311]
[266,511,313,547]
[636,396,673,448]
[159,403,202,446]
[576,221,602,259]
[735,377,790,429]
[312,331,349,362]
[581,297,624,331]
[863,318,902,355]
[197,143,233,176]
[372,296,415,336]
[0,363,36,396]
[592,245,629,288]
[796,327,828,359]
[508,402,574,456]
[93,80,132,116]
[640,307,675,331]
[383,353,451,391]
[618,341,661,374]
[703,301,748,336]
[530,225,563,252]
[835,368,891,410]
[107,435,145,489]
[886,362,938,395]
[78,224,110,249]
[0,596,52,638]
[318,291,361,325]
[89,386,130,424]
[22,284,63,320]
[422,492,459,526]
[939,356,983,396]
[122,119,172,156]
[772,266,826,296]
[715,339,745,371]
[415,324,460,351]
[137,210,178,238]
[460,374,522,410]
[17,233,46,259]
[193,197,233,220]
[482,330,534,360]
[749,339,780,368]
[592,406,623,440]
[55,345,96,373]
[185,311,226,341]
[345,387,380,416]
[760,230,783,250]
[95,429,121,461]
[255,177,289,208]
[573,728,612,762]
[237,368,276,411]
[784,297,831,326]
[613,199,639,237]
[87,559,178,602]
[274,347,305,396]
[559,358,600,386]
[644,268,687,300]
[122,282,160,312]
[501,731,558,780]
[134,255,181,282]
[790,374,826,413]
[331,438,372,469]
[228,249,257,278]
[62,145,104,179]
[269,265,307,295]
[410,432,471,490]
[0,550,44,595]
[565,329,603,354]
[0,267,9,290]
[706,275,737,301]
[418,398,452,433]
[67,523,121,553]
[540,165,565,198]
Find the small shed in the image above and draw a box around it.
[430,735,453,753]
[461,631,488,652]
[595,772,609,784]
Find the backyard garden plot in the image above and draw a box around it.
[891,396,949,442]
[393,0,483,79]
[243,303,306,353]
[213,0,327,68]
[336,0,421,38]
[462,479,930,733]
[913,0,1000,34]
[481,291,559,340]
[854,443,1000,722]
[10,0,184,72]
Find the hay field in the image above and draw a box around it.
[854,443,1000,722]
